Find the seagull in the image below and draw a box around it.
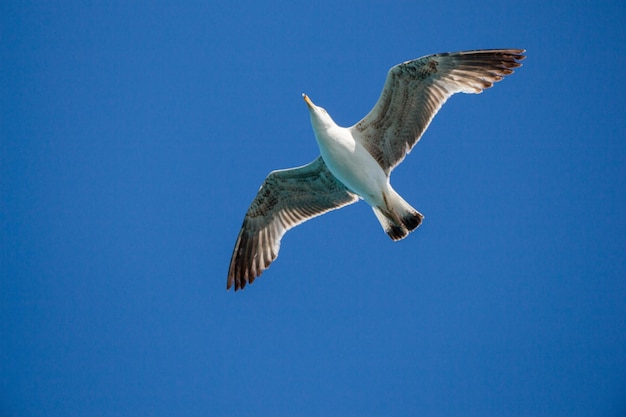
[227,49,525,291]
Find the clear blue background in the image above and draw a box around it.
[2,1,625,416]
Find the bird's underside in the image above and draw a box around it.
[227,49,525,291]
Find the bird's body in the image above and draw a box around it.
[227,49,525,290]
[305,94,424,240]
[308,104,387,207]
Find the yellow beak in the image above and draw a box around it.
[302,93,314,108]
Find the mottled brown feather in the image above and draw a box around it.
[352,49,525,174]
[227,156,358,290]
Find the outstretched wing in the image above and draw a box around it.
[352,49,526,174]
[227,156,359,291]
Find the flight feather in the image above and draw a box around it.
[227,156,358,290]
[352,49,526,174]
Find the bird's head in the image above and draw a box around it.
[302,93,336,130]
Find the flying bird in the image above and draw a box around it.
[227,49,525,290]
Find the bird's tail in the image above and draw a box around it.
[372,190,423,241]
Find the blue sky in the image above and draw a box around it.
[2,1,625,416]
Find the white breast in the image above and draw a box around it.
[314,125,389,207]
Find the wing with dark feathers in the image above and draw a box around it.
[227,156,358,291]
[352,49,526,174]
